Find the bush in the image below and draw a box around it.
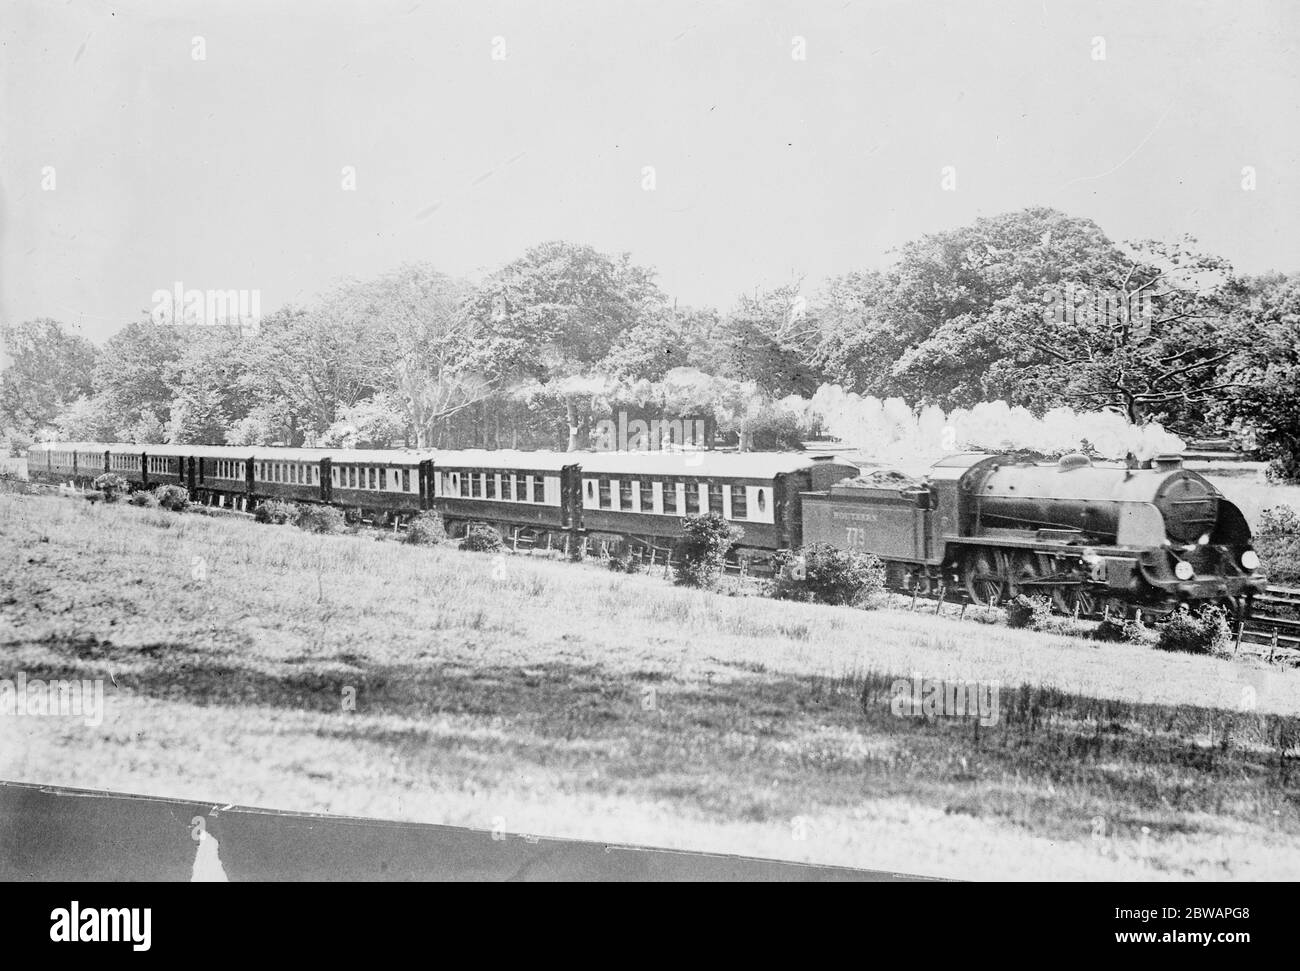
[1005,594,1053,629]
[152,484,190,512]
[91,473,129,503]
[6,432,33,458]
[768,543,885,607]
[673,513,743,589]
[607,553,643,574]
[1155,605,1232,654]
[254,499,298,524]
[460,524,504,553]
[294,504,346,534]
[1255,506,1300,584]
[405,511,448,546]
[1090,618,1129,642]
[128,490,160,508]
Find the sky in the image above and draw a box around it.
[3,0,1299,352]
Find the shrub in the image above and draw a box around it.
[294,504,346,534]
[460,524,504,553]
[254,499,298,524]
[6,432,33,458]
[83,489,105,504]
[1005,594,1053,629]
[673,513,743,589]
[91,473,129,503]
[608,553,643,574]
[1090,618,1128,642]
[768,543,885,607]
[405,511,448,546]
[1155,605,1231,654]
[128,490,160,508]
[152,484,190,512]
[1255,506,1300,585]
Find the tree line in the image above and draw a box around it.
[3,206,1298,478]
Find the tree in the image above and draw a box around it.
[321,393,409,448]
[167,384,231,444]
[52,395,119,442]
[709,283,827,397]
[462,242,665,450]
[318,264,485,447]
[1215,274,1300,479]
[94,320,187,432]
[813,208,1244,425]
[0,318,98,432]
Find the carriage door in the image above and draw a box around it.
[561,464,582,529]
[320,458,332,503]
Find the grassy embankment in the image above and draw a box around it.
[2,488,1299,879]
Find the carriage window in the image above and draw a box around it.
[515,474,527,502]
[599,479,611,509]
[709,483,724,514]
[402,469,410,492]
[469,474,481,498]
[486,474,496,499]
[504,476,515,501]
[730,485,747,519]
[620,479,633,509]
[586,480,595,502]
[533,477,545,503]
[756,489,767,513]
[685,483,701,514]
[663,480,677,514]
[311,466,318,484]
[378,468,387,490]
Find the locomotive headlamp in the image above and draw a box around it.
[1174,560,1195,581]
[1241,550,1260,571]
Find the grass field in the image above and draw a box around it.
[3,488,1300,879]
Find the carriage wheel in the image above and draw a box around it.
[963,549,1006,606]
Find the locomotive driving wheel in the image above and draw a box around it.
[1006,551,1044,599]
[1042,554,1097,617]
[963,549,1006,606]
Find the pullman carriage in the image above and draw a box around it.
[105,443,148,487]
[26,443,112,485]
[248,448,325,507]
[574,452,860,555]
[429,450,575,542]
[77,446,110,482]
[324,448,426,522]
[142,444,194,493]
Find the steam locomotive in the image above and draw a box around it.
[801,452,1267,615]
[25,442,1266,615]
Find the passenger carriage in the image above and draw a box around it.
[427,449,576,542]
[573,451,860,554]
